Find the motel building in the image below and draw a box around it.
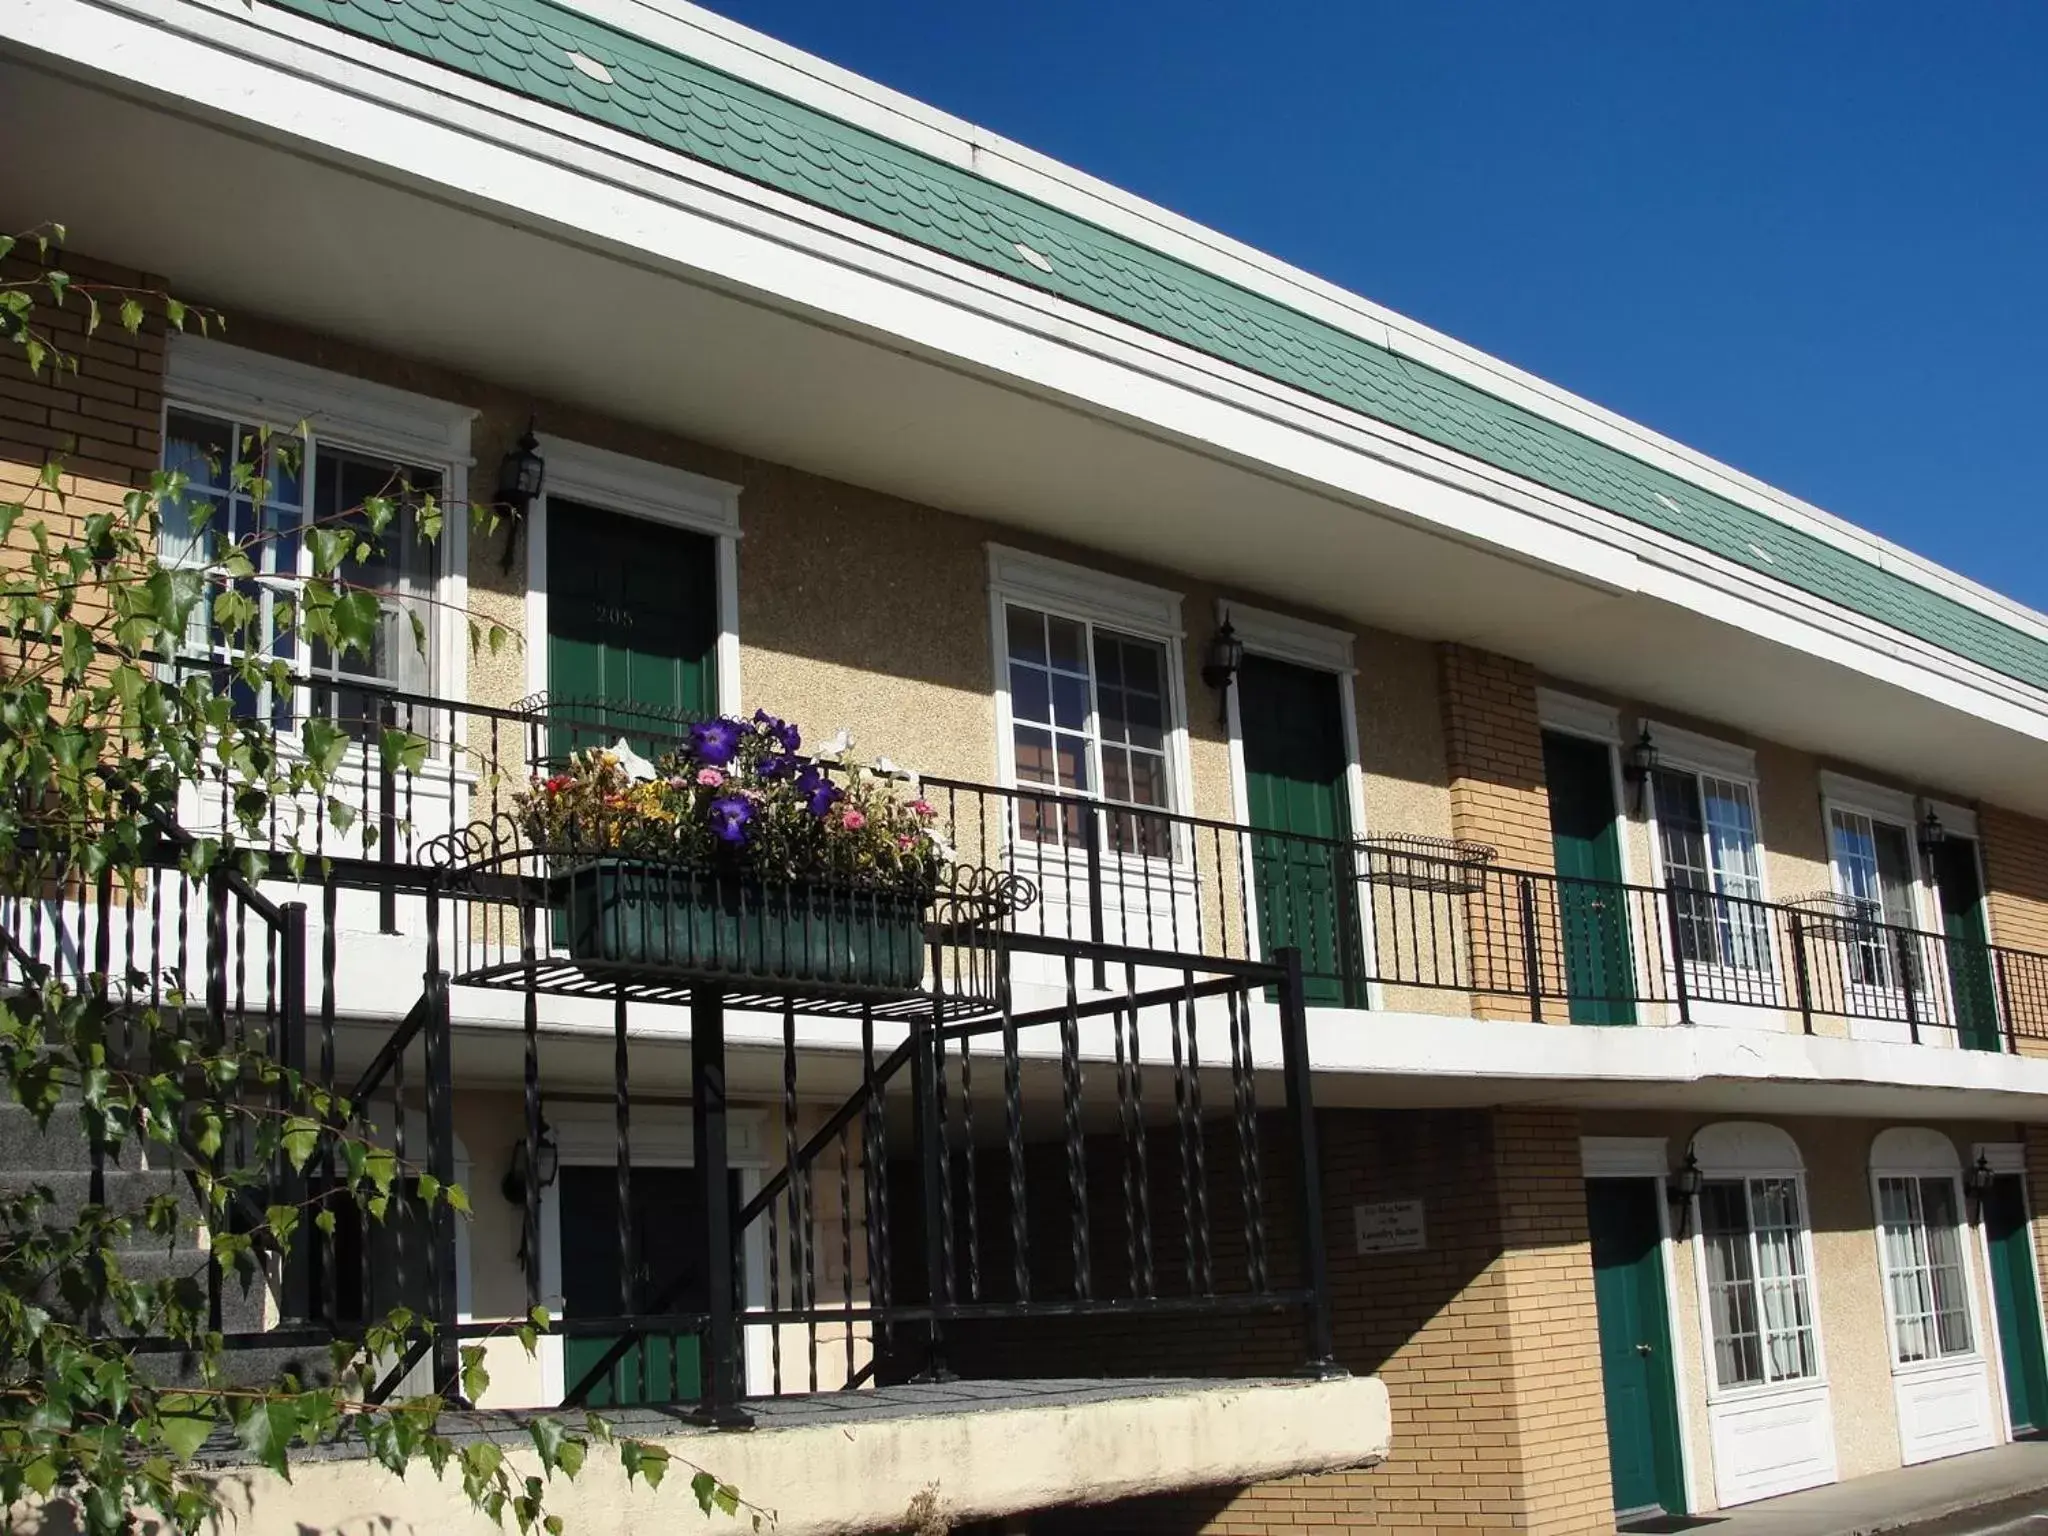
[7,0,2048,1530]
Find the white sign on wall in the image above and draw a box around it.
[1354,1199,1426,1255]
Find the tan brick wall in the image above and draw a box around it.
[1018,1107,1614,1534]
[0,249,167,621]
[1980,804,2048,1057]
[1440,646,1557,1020]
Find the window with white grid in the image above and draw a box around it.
[161,407,440,739]
[1654,766,1770,975]
[1700,1175,1820,1389]
[1003,602,1174,856]
[1876,1174,1973,1364]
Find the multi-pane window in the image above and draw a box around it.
[1876,1175,1973,1364]
[1005,603,1173,855]
[1699,1176,1820,1389]
[1828,809,1922,990]
[1654,767,1769,973]
[161,408,439,739]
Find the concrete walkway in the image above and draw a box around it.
[1623,1443,2048,1536]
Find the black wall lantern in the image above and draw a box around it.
[1917,804,1948,862]
[501,1119,560,1208]
[1201,613,1245,723]
[1966,1152,1997,1216]
[495,418,546,574]
[1622,725,1659,816]
[1666,1150,1703,1237]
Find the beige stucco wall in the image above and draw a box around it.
[1581,1111,2024,1509]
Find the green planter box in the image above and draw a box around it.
[558,862,928,994]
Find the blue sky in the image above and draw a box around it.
[701,1,2048,609]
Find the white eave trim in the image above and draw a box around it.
[536,434,742,538]
[987,544,1183,635]
[167,334,474,464]
[1219,600,1354,675]
[1650,722,1757,783]
[1537,689,1620,744]
[1818,771,1917,826]
[1581,1136,1670,1179]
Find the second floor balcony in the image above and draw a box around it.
[151,682,2048,1058]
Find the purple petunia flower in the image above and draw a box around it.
[690,718,744,767]
[708,794,754,844]
[758,753,797,780]
[796,764,840,817]
[754,708,801,755]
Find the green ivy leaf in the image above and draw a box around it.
[528,1416,564,1475]
[156,1396,216,1461]
[280,1115,320,1173]
[233,1397,298,1480]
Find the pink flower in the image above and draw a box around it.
[841,809,867,831]
[696,767,724,787]
[910,799,934,819]
[897,834,915,850]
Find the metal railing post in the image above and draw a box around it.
[377,695,399,935]
[1896,929,1921,1045]
[277,901,310,1320]
[1084,797,1108,991]
[910,954,952,1380]
[689,985,751,1427]
[425,971,460,1398]
[1995,950,2018,1055]
[1334,845,1363,1009]
[1277,947,1340,1377]
[1517,874,1543,1023]
[1663,883,1693,1025]
[1788,912,1815,1035]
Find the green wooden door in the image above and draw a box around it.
[559,1165,714,1408]
[1587,1178,1686,1519]
[1933,838,2002,1052]
[546,500,719,758]
[1239,653,1363,1007]
[1541,731,1635,1025]
[1986,1173,2048,1433]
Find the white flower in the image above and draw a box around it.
[610,737,658,783]
[924,828,956,863]
[820,727,854,760]
[873,755,898,776]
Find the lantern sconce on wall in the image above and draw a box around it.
[502,1119,560,1273]
[1966,1152,1997,1219]
[1201,613,1245,725]
[1665,1150,1703,1238]
[495,418,546,574]
[1917,803,1948,863]
[1621,725,1659,817]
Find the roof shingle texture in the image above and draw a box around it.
[270,0,2048,694]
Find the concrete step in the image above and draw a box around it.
[0,1166,187,1230]
[0,1100,129,1174]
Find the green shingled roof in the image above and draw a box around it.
[270,0,2048,695]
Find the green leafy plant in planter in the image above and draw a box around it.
[516,714,952,992]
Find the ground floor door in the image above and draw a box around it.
[1986,1172,2048,1434]
[1238,652,1364,1007]
[1542,730,1635,1024]
[1587,1177,1686,1519]
[558,1164,730,1407]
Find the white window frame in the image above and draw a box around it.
[1819,774,1952,1036]
[1870,1127,1998,1465]
[987,545,1193,870]
[1686,1123,1827,1403]
[520,437,742,716]
[1643,725,1772,1006]
[164,336,474,746]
